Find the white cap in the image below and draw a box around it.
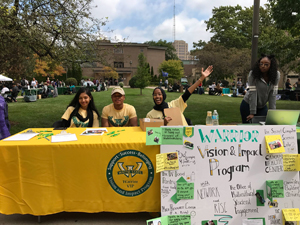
[111,87,125,96]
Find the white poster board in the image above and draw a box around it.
[160,125,300,225]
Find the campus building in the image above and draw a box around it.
[173,40,194,60]
[81,41,166,86]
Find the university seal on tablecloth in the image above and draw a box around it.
[106,150,154,197]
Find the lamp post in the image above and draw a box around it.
[251,0,260,68]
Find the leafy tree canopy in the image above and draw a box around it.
[0,0,108,78]
[99,66,119,80]
[145,39,178,61]
[269,0,300,37]
[205,5,272,49]
[34,55,66,77]
[194,4,300,85]
[194,42,251,82]
[158,60,184,81]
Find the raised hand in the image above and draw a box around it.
[201,65,213,79]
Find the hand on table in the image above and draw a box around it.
[246,114,254,122]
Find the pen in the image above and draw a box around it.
[44,137,50,141]
[107,131,115,135]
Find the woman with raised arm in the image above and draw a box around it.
[146,66,213,126]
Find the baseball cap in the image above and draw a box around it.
[111,87,125,96]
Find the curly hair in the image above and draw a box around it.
[251,54,278,85]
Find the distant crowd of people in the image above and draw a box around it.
[0,77,115,103]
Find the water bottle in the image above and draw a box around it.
[206,111,213,126]
[212,110,219,126]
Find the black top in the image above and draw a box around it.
[285,81,292,90]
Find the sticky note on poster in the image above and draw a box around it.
[282,208,300,223]
[283,154,300,171]
[162,127,183,145]
[265,135,285,153]
[242,219,264,225]
[146,127,162,145]
[246,218,266,225]
[171,177,188,204]
[266,180,284,201]
[147,215,191,225]
[177,181,194,199]
[156,152,179,173]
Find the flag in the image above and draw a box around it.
[161,70,168,77]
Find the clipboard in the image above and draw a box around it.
[164,107,183,126]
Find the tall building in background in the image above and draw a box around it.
[173,40,193,60]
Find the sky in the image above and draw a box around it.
[91,0,268,51]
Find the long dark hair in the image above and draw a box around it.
[251,54,278,85]
[68,87,99,117]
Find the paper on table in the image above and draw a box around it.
[51,134,77,143]
[80,128,108,136]
[3,133,39,141]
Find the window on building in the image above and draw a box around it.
[114,62,124,68]
[140,48,144,52]
[113,48,123,54]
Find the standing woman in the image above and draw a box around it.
[240,54,280,123]
[61,87,100,127]
[146,66,213,126]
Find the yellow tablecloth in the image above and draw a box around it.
[0,127,160,215]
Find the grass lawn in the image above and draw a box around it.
[8,87,300,135]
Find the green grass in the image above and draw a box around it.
[8,88,300,135]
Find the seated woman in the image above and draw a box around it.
[215,83,223,95]
[146,66,213,126]
[61,87,99,127]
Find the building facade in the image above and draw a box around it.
[173,40,193,60]
[81,41,166,86]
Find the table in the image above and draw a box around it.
[24,88,42,96]
[222,88,230,94]
[0,127,160,215]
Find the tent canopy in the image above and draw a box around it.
[0,75,13,82]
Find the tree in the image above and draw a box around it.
[0,0,108,79]
[205,5,254,49]
[158,60,184,81]
[269,0,300,37]
[34,55,66,78]
[135,53,151,95]
[259,25,300,84]
[197,4,300,87]
[99,66,119,80]
[192,40,207,51]
[67,62,82,83]
[144,39,179,60]
[194,42,251,82]
[205,5,275,49]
